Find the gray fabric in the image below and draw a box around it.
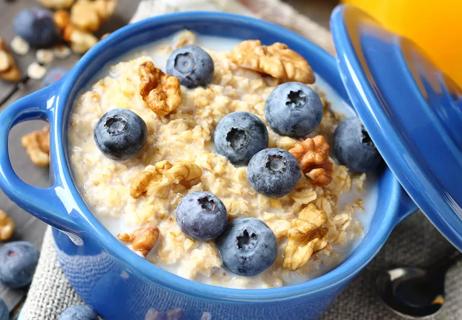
[19,1,462,319]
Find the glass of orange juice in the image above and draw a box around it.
[342,0,462,86]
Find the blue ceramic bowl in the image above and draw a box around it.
[0,12,417,320]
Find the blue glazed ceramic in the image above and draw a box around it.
[331,5,462,252]
[0,11,417,320]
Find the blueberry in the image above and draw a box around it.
[247,148,300,197]
[166,45,214,88]
[58,305,97,320]
[265,82,323,138]
[333,118,382,173]
[216,218,277,276]
[94,109,147,161]
[0,299,8,320]
[214,112,268,165]
[176,192,228,241]
[0,241,39,289]
[13,8,59,48]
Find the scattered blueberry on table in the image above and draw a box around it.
[13,8,59,48]
[176,192,228,241]
[216,217,277,276]
[333,118,382,173]
[0,298,8,320]
[265,82,323,138]
[0,241,39,289]
[166,45,214,88]
[94,109,148,161]
[214,111,269,165]
[58,304,98,320]
[247,148,301,197]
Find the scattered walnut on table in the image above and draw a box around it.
[0,38,21,82]
[130,160,202,199]
[70,0,116,33]
[289,135,333,186]
[229,40,315,84]
[283,204,328,271]
[0,210,15,241]
[39,0,75,10]
[54,10,72,34]
[139,61,182,117]
[21,126,50,167]
[71,0,101,32]
[118,223,159,256]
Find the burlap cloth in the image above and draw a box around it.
[19,1,462,319]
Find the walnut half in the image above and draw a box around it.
[229,40,314,84]
[289,135,333,186]
[130,160,202,199]
[118,223,159,257]
[139,61,182,117]
[283,204,328,270]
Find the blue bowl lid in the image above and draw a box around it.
[330,5,462,250]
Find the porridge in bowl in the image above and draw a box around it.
[68,31,381,288]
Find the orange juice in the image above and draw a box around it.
[343,0,462,86]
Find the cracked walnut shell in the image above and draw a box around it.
[118,223,159,256]
[0,210,15,241]
[283,204,328,270]
[289,135,333,186]
[139,61,182,117]
[130,160,202,199]
[21,126,50,167]
[229,40,314,83]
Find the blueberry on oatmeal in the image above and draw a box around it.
[216,218,277,276]
[247,148,301,197]
[214,112,269,165]
[94,109,147,161]
[58,305,97,320]
[333,118,382,173]
[166,45,214,88]
[13,8,59,48]
[265,82,323,138]
[176,192,228,241]
[0,241,39,289]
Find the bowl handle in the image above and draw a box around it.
[0,83,80,232]
[393,188,418,227]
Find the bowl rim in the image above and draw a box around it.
[54,11,401,302]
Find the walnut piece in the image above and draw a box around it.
[39,0,74,9]
[54,10,71,34]
[229,40,314,83]
[54,9,98,53]
[71,0,111,32]
[130,160,202,199]
[283,204,328,270]
[0,210,15,241]
[139,61,182,117]
[0,38,21,82]
[21,126,50,167]
[118,223,159,256]
[289,135,333,186]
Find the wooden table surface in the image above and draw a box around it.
[0,0,337,315]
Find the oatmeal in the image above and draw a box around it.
[68,32,377,288]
